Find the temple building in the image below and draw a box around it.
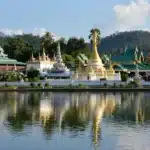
[0,46,25,71]
[103,46,150,80]
[26,48,55,72]
[46,43,72,79]
[75,30,121,81]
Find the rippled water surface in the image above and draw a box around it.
[0,92,150,150]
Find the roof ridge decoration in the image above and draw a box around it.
[0,46,7,58]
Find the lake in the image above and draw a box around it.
[0,92,150,150]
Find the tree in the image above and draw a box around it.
[66,37,86,55]
[27,69,40,79]
[41,32,54,56]
[89,28,101,46]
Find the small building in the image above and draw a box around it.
[0,46,26,71]
[26,48,55,72]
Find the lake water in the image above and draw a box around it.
[0,92,150,150]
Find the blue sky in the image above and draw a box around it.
[0,0,150,40]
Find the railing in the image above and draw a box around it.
[0,80,150,87]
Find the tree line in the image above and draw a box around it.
[0,31,95,65]
[3,29,149,65]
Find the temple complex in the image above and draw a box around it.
[75,30,121,81]
[26,48,55,72]
[0,46,25,71]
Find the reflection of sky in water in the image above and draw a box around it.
[0,92,149,150]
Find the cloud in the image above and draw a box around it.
[0,28,23,36]
[32,28,47,37]
[113,0,150,31]
[0,28,60,40]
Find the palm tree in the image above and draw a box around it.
[89,28,101,46]
[41,32,54,49]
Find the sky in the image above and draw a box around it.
[0,0,150,40]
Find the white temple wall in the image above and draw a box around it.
[40,63,53,72]
[26,63,40,71]
[26,62,54,72]
[107,73,121,81]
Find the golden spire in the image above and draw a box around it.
[38,52,41,61]
[31,52,35,61]
[42,48,46,60]
[92,31,102,62]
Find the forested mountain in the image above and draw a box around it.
[99,30,150,54]
[0,30,150,63]
[0,33,90,64]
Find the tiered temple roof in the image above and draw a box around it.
[111,46,144,64]
[0,46,25,71]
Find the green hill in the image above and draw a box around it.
[99,30,150,54]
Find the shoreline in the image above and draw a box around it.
[1,87,150,92]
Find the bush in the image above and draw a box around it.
[37,83,42,88]
[45,83,49,87]
[24,78,28,82]
[103,83,107,88]
[119,84,124,88]
[112,82,117,88]
[78,84,84,88]
[27,69,40,79]
[30,82,35,88]
[5,83,8,87]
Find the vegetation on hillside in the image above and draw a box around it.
[0,33,91,66]
[100,30,150,54]
[0,30,150,65]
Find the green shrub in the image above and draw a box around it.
[78,84,84,88]
[30,82,35,88]
[5,83,8,87]
[45,83,49,87]
[27,69,40,79]
[119,84,124,88]
[103,83,107,88]
[68,84,73,88]
[112,82,117,88]
[37,83,42,88]
[24,78,28,82]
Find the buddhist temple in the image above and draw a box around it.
[47,43,72,79]
[0,46,25,71]
[26,48,55,72]
[104,46,150,80]
[75,30,121,81]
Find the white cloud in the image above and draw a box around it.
[0,28,23,36]
[32,28,47,37]
[113,0,150,31]
[0,28,60,40]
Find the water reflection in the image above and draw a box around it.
[0,92,150,149]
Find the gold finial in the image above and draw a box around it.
[42,48,46,60]
[31,52,35,61]
[38,52,41,61]
[92,30,101,61]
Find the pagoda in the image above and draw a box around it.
[47,43,72,79]
[76,30,121,81]
[0,46,25,71]
[26,48,55,72]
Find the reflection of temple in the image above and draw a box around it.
[1,92,150,149]
[74,30,121,80]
